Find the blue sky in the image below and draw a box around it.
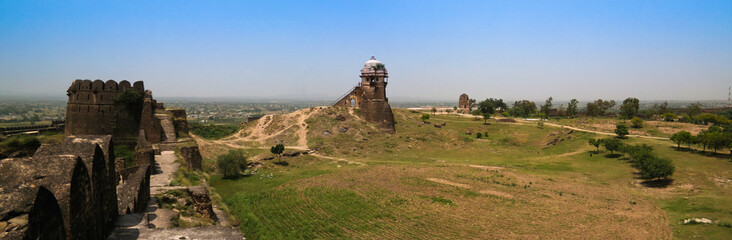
[1,0,730,102]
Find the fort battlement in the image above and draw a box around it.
[65,79,163,145]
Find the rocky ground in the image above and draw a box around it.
[107,150,243,240]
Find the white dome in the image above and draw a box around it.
[364,56,382,67]
[361,56,388,75]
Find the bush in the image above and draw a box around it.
[420,114,430,122]
[631,117,643,128]
[270,144,285,155]
[217,149,247,179]
[639,157,675,179]
[476,132,483,139]
[114,145,135,168]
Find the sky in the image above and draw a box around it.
[0,0,731,102]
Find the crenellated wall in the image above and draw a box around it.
[65,79,163,145]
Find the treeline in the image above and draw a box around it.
[671,125,732,154]
[589,138,675,180]
[466,97,732,124]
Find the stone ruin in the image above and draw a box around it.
[0,80,201,239]
[332,56,396,133]
[458,93,470,113]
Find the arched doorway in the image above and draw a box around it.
[25,187,66,240]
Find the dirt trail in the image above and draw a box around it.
[215,108,321,150]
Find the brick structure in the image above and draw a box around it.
[458,93,470,113]
[0,79,191,239]
[333,56,396,133]
[65,79,163,145]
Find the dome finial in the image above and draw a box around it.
[370,56,376,60]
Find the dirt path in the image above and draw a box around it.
[215,107,321,150]
[310,152,367,166]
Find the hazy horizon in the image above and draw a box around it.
[1,1,731,101]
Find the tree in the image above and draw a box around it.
[619,98,640,119]
[567,99,579,117]
[652,101,669,115]
[615,123,629,138]
[603,138,623,155]
[631,117,643,128]
[431,107,437,115]
[420,113,430,122]
[477,99,496,116]
[687,103,702,117]
[482,113,490,123]
[509,100,537,118]
[586,99,616,116]
[540,96,553,116]
[670,131,691,148]
[270,144,285,156]
[468,99,476,113]
[588,138,602,153]
[217,149,248,179]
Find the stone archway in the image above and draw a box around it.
[25,187,66,240]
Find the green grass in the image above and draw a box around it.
[207,109,732,239]
[190,122,240,140]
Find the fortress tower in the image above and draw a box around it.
[333,57,396,133]
[65,79,162,145]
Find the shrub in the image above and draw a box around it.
[420,114,430,122]
[476,132,483,139]
[114,145,135,168]
[270,144,285,155]
[631,117,643,128]
[640,157,675,179]
[217,149,247,179]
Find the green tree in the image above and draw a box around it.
[216,149,248,179]
[468,99,476,113]
[540,96,553,116]
[619,97,640,119]
[509,100,537,118]
[587,99,616,117]
[431,107,437,115]
[567,99,579,118]
[482,113,490,123]
[631,117,643,128]
[588,138,602,153]
[615,123,629,138]
[603,138,623,155]
[670,131,691,148]
[477,99,496,115]
[687,103,702,117]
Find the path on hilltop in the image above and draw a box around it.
[215,107,321,150]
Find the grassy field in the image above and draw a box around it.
[547,117,709,138]
[203,108,732,239]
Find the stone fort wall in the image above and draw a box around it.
[65,79,162,145]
